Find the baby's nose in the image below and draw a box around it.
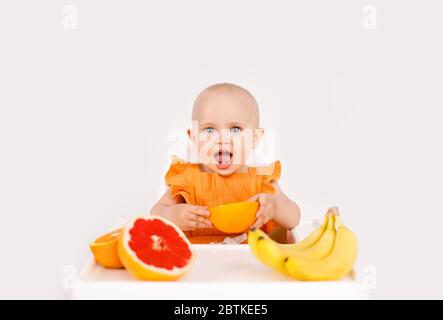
[217,129,232,143]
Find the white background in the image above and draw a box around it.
[0,0,442,299]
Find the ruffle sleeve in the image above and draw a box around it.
[164,156,192,203]
[259,160,281,194]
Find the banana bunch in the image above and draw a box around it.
[248,207,358,281]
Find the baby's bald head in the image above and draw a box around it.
[189,83,264,175]
[192,83,260,128]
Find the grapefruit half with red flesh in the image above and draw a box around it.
[118,215,195,281]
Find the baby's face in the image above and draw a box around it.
[189,86,263,176]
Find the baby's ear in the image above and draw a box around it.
[253,128,265,148]
[187,128,196,143]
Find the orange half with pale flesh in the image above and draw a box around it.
[89,228,124,269]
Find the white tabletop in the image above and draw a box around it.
[71,219,370,299]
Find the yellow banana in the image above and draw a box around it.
[248,229,289,275]
[279,212,330,252]
[248,207,358,281]
[285,210,336,259]
[247,208,336,276]
[283,215,358,281]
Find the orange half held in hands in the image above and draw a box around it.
[89,229,124,269]
[118,215,195,281]
[209,201,259,234]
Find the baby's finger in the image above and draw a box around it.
[251,216,265,229]
[194,214,212,227]
[189,205,210,217]
[183,219,205,230]
[247,194,259,202]
[186,212,212,228]
[251,220,264,230]
[255,204,266,219]
[255,207,272,228]
[258,193,267,205]
[181,219,197,231]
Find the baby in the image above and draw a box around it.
[151,83,300,244]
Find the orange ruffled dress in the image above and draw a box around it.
[164,157,282,244]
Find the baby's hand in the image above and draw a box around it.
[166,204,212,231]
[247,193,277,229]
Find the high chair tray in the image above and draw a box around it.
[71,219,370,299]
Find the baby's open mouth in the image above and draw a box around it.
[215,149,232,170]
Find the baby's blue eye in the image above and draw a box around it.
[204,127,215,135]
[230,126,241,134]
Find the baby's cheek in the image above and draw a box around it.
[197,141,214,163]
[230,150,242,165]
[230,139,243,156]
[199,154,214,165]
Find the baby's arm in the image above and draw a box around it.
[150,189,212,231]
[248,181,300,230]
[270,181,301,229]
